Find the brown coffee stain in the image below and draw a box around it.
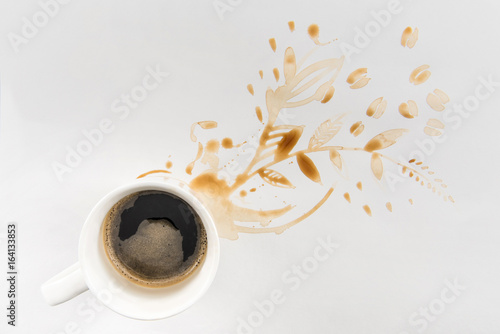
[401,27,419,48]
[247,84,254,95]
[363,205,372,217]
[399,100,418,119]
[371,153,383,180]
[409,199,414,205]
[273,68,280,82]
[321,87,335,103]
[424,118,445,136]
[288,21,295,32]
[307,24,320,45]
[269,38,277,52]
[426,89,450,111]
[259,70,264,79]
[206,139,220,153]
[139,22,453,240]
[222,138,233,149]
[255,106,263,122]
[297,152,322,184]
[186,142,203,175]
[166,161,173,169]
[350,121,364,137]
[137,169,171,179]
[386,202,393,212]
[363,129,409,152]
[366,97,387,119]
[347,68,370,89]
[410,65,431,85]
[190,121,217,142]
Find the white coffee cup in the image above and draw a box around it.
[41,177,220,320]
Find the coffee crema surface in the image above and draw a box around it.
[103,190,207,287]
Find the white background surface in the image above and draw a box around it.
[1,0,500,333]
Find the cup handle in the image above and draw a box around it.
[41,262,88,306]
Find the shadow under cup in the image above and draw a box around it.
[79,179,219,320]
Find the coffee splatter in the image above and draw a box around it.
[386,202,392,212]
[273,68,280,82]
[255,106,263,122]
[344,192,351,203]
[363,205,372,217]
[139,22,454,240]
[269,38,277,52]
[288,21,295,32]
[247,84,254,95]
[222,138,233,149]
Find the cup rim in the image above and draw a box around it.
[78,178,220,320]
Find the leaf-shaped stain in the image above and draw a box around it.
[371,152,384,180]
[247,84,254,95]
[288,57,344,100]
[346,68,367,84]
[258,169,294,188]
[308,114,346,150]
[284,47,296,84]
[398,100,418,118]
[364,129,409,152]
[297,153,321,183]
[366,97,387,119]
[350,121,364,137]
[273,68,280,82]
[329,149,343,171]
[321,86,335,103]
[269,38,277,52]
[401,27,413,46]
[426,89,450,111]
[407,28,419,48]
[274,127,303,161]
[409,65,431,85]
[401,27,419,48]
[255,106,263,122]
[347,68,370,89]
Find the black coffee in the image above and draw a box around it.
[103,190,207,287]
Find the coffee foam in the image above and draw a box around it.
[103,190,207,288]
